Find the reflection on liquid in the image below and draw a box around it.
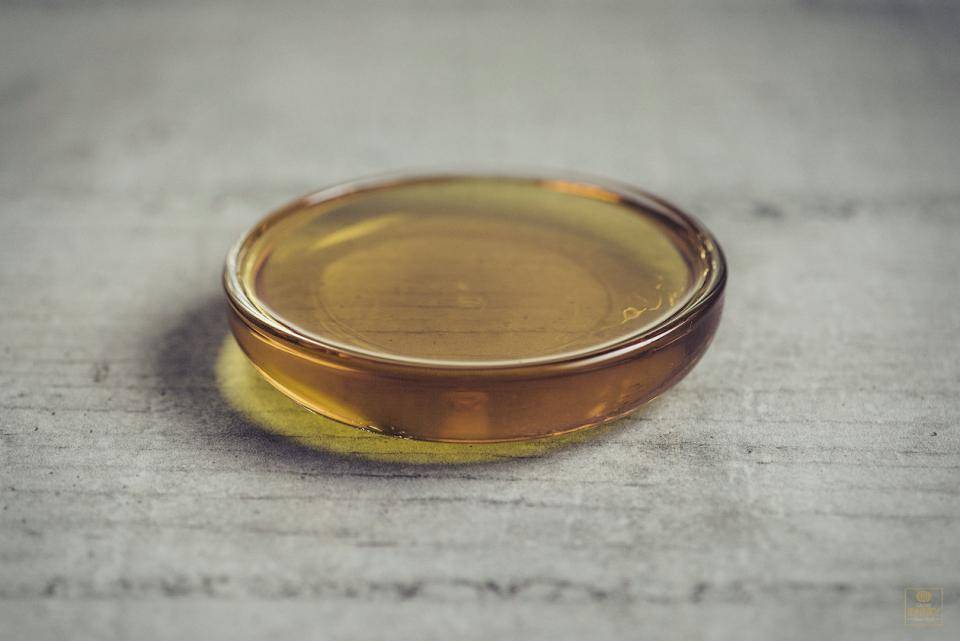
[215,336,624,464]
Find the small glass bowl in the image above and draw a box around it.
[224,173,726,442]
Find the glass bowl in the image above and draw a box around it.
[224,173,726,442]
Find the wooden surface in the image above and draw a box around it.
[1,1,958,639]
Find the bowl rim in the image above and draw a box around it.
[223,171,727,374]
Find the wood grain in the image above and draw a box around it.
[1,1,958,639]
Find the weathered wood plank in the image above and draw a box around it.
[1,1,958,640]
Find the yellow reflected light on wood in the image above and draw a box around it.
[215,335,624,464]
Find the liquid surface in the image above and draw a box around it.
[240,179,699,365]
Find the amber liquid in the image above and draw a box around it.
[229,177,722,441]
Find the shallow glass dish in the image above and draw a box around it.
[224,173,726,442]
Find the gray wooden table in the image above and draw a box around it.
[2,1,958,639]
